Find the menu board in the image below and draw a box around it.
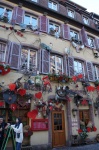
[31,119,49,131]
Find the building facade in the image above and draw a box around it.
[0,0,99,149]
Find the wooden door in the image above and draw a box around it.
[52,110,66,148]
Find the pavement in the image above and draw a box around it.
[52,143,99,150]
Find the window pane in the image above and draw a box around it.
[31,0,37,2]
[56,56,62,74]
[50,55,55,74]
[24,15,30,25]
[6,9,12,22]
[0,43,6,62]
[0,7,4,16]
[48,2,52,8]
[32,17,38,27]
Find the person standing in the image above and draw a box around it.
[11,118,23,150]
[0,116,10,150]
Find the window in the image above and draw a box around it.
[0,6,12,22]
[21,48,37,70]
[68,9,74,18]
[79,110,90,129]
[70,30,79,40]
[74,60,84,76]
[48,1,57,11]
[49,22,60,37]
[50,55,63,74]
[94,65,99,80]
[88,36,95,48]
[24,14,38,30]
[83,16,89,25]
[31,0,37,2]
[0,42,6,62]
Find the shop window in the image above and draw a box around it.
[0,6,12,22]
[21,48,37,70]
[48,1,58,11]
[74,60,85,76]
[0,42,6,62]
[94,65,99,80]
[24,14,38,30]
[87,36,95,48]
[49,22,60,37]
[68,9,74,18]
[79,110,90,129]
[83,16,89,25]
[70,30,79,41]
[50,54,63,74]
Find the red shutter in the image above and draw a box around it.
[9,42,21,69]
[63,56,68,75]
[37,50,42,73]
[41,49,50,74]
[11,7,25,24]
[95,37,99,51]
[76,12,82,23]
[63,24,70,40]
[86,62,94,81]
[68,56,74,77]
[81,27,89,47]
[39,16,48,33]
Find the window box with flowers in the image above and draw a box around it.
[0,63,10,75]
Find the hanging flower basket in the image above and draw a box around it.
[0,63,10,75]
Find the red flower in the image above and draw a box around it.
[87,127,91,132]
[9,83,16,91]
[78,129,82,133]
[72,76,77,82]
[93,126,97,132]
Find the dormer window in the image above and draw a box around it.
[88,36,95,48]
[83,16,89,25]
[68,9,74,18]
[48,1,57,11]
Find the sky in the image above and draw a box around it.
[70,0,99,15]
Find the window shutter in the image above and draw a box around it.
[37,50,42,73]
[11,7,25,24]
[89,19,96,29]
[5,41,11,64]
[81,27,89,47]
[59,4,67,16]
[41,49,50,74]
[63,56,68,75]
[63,24,70,40]
[76,12,82,23]
[86,62,94,81]
[89,105,95,126]
[9,42,21,69]
[68,56,74,77]
[95,37,99,51]
[39,16,48,33]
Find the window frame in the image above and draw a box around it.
[50,54,63,74]
[74,59,85,77]
[0,5,12,23]
[94,65,99,80]
[24,13,38,29]
[70,29,79,40]
[49,21,60,36]
[0,41,7,63]
[21,48,37,70]
[48,0,58,11]
[83,16,89,25]
[87,36,95,48]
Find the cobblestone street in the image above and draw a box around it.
[52,144,99,150]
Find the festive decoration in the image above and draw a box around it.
[87,127,91,132]
[42,76,52,92]
[0,25,24,37]
[0,63,10,75]
[86,86,95,92]
[23,125,33,137]
[72,74,83,82]
[81,99,88,105]
[0,101,4,107]
[93,126,97,131]
[17,89,26,96]
[48,74,71,83]
[35,92,42,99]
[9,83,16,91]
[78,129,82,133]
[27,109,38,119]
[10,103,17,111]
[3,90,17,104]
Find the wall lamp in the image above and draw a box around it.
[72,108,78,117]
